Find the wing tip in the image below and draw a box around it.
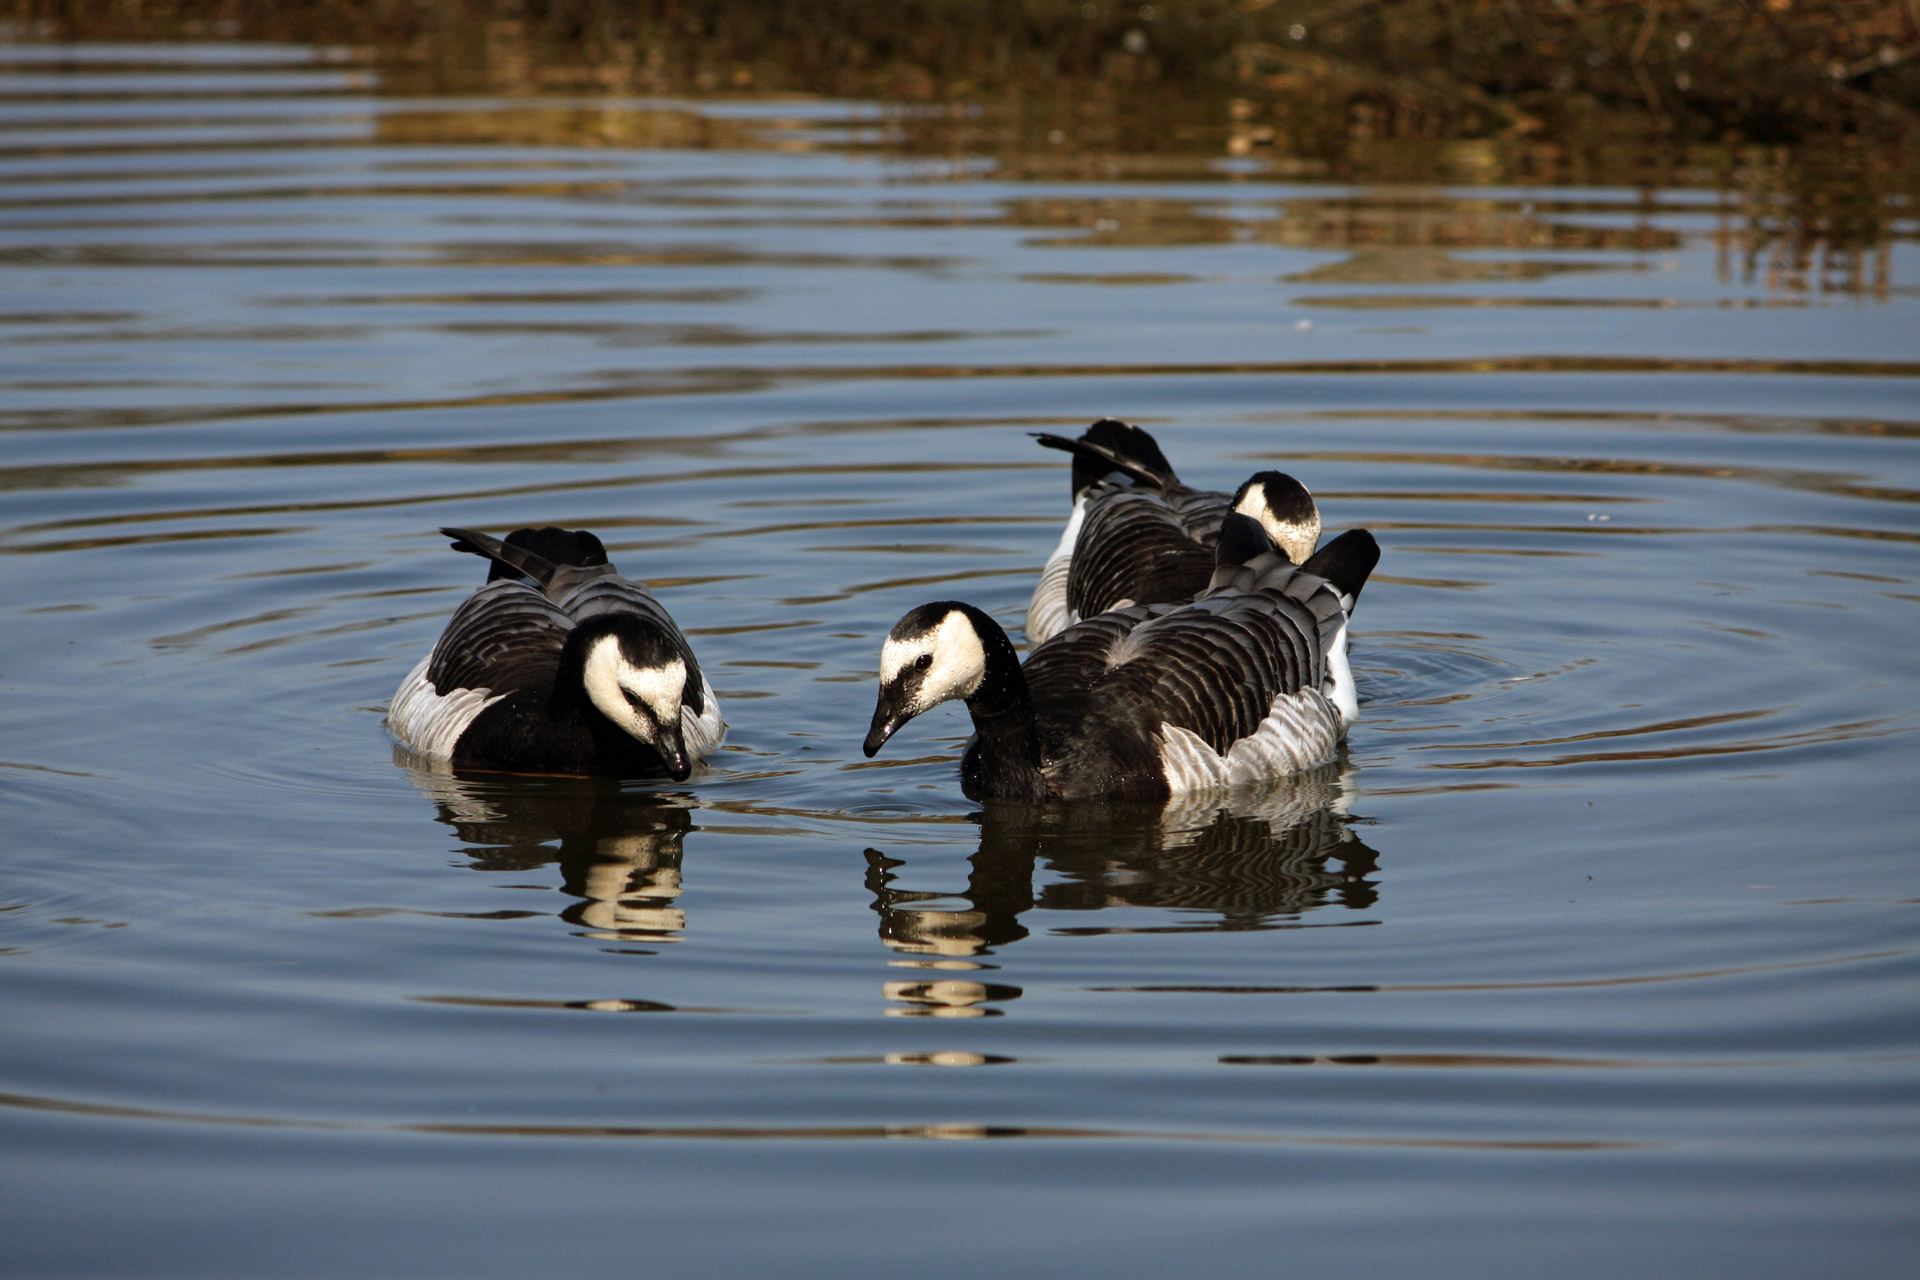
[1299,529,1381,602]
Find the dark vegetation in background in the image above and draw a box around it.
[10,1,1917,145]
[7,2,1914,281]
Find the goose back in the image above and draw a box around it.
[1027,421,1318,643]
[1021,542,1358,800]
[1064,485,1223,621]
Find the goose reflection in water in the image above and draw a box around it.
[398,748,695,951]
[866,765,1379,1017]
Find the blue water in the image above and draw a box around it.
[2,43,1916,1277]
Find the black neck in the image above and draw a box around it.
[957,607,1046,800]
[547,625,600,719]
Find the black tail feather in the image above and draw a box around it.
[1298,529,1381,605]
[1082,418,1173,480]
[443,526,611,584]
[1033,418,1179,495]
[442,527,561,587]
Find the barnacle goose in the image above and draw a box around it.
[865,512,1380,803]
[1026,419,1321,645]
[388,526,724,778]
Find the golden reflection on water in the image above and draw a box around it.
[6,8,1910,305]
[350,74,1895,309]
[376,103,772,151]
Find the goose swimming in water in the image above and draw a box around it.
[866,512,1380,803]
[1026,419,1321,645]
[389,526,724,778]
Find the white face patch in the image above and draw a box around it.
[880,610,986,713]
[1234,485,1320,564]
[581,635,685,743]
[622,659,687,723]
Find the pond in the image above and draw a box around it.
[1,42,1916,1277]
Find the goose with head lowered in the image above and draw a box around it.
[866,512,1380,803]
[1026,418,1321,645]
[389,526,723,778]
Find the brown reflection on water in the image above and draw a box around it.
[1008,190,1682,284]
[1296,294,1808,310]
[375,103,776,151]
[6,12,1912,305]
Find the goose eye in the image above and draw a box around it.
[913,653,933,671]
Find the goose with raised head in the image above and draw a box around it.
[1026,418,1321,645]
[866,512,1380,802]
[389,526,724,778]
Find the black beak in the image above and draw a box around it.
[863,697,909,758]
[655,720,692,782]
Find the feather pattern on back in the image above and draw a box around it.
[1018,549,1346,798]
[943,524,1375,801]
[1064,488,1221,628]
[1027,421,1319,644]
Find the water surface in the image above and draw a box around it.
[2,44,1917,1278]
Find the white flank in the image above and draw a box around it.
[1155,689,1343,794]
[1322,616,1359,725]
[1024,494,1087,645]
[388,655,506,759]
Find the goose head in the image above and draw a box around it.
[1231,471,1320,564]
[578,618,695,780]
[863,603,990,757]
